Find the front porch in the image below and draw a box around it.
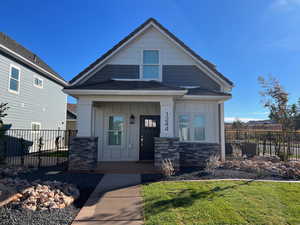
[77,95,177,163]
[68,94,225,171]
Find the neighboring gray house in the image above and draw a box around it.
[0,32,68,130]
[64,18,234,170]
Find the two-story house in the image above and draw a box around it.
[64,18,233,170]
[0,32,68,130]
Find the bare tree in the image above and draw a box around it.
[258,76,298,131]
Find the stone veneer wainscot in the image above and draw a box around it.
[69,137,98,171]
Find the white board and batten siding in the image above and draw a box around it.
[93,102,160,161]
[0,53,67,129]
[107,26,196,66]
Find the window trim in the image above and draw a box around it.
[107,115,124,146]
[8,64,21,94]
[31,122,41,132]
[33,76,44,88]
[140,49,162,81]
[177,113,206,142]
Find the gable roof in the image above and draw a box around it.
[69,18,233,87]
[0,32,67,86]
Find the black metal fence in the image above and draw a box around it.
[0,129,77,168]
[225,129,300,160]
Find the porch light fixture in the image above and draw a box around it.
[130,114,135,124]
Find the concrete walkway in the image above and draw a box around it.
[72,174,144,225]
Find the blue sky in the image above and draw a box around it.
[1,0,300,122]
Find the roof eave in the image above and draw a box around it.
[0,44,68,87]
[63,89,187,97]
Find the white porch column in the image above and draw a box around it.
[77,98,93,136]
[220,103,225,161]
[160,98,175,137]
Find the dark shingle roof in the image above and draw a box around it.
[65,80,185,91]
[0,32,66,86]
[69,18,233,86]
[186,87,231,96]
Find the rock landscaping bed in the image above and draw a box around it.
[0,166,103,225]
[142,156,300,183]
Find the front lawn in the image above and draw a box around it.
[142,181,300,225]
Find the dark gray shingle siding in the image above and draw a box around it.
[162,65,221,90]
[83,65,139,85]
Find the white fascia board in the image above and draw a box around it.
[0,44,68,86]
[180,95,232,102]
[63,89,187,96]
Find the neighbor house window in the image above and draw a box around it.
[108,116,124,145]
[178,114,205,141]
[34,76,43,88]
[142,50,160,80]
[31,122,41,131]
[9,65,20,93]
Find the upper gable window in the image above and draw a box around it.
[34,76,43,88]
[9,65,20,94]
[142,50,160,80]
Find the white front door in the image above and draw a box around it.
[103,114,127,161]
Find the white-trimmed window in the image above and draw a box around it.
[178,114,205,141]
[33,76,43,88]
[108,116,124,145]
[9,65,20,93]
[142,50,160,80]
[31,122,41,131]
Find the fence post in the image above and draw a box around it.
[38,137,43,168]
[20,138,24,166]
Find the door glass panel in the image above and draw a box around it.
[108,116,124,145]
[145,119,157,128]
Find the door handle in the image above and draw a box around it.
[141,135,144,147]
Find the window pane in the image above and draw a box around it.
[108,131,122,145]
[179,115,190,141]
[194,115,205,141]
[10,79,19,91]
[34,78,43,87]
[194,127,205,140]
[194,115,205,128]
[143,50,159,64]
[32,123,40,131]
[11,67,19,80]
[109,116,124,130]
[143,65,159,79]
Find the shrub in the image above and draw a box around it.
[205,154,221,175]
[161,159,175,177]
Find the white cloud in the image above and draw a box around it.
[225,117,265,123]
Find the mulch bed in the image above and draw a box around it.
[0,166,103,225]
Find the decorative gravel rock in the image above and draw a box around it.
[0,179,80,211]
[0,204,79,225]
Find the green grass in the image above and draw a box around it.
[142,181,300,225]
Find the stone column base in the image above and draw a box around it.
[69,137,98,171]
[154,137,180,171]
